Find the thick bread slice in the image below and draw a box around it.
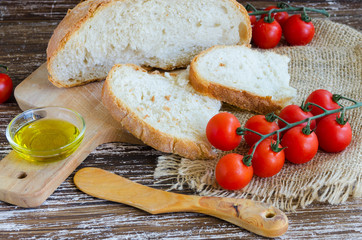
[189,45,297,114]
[47,0,252,88]
[102,64,221,159]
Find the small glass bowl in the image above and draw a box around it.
[6,107,86,163]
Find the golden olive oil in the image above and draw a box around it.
[14,118,80,161]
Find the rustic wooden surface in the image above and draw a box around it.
[0,0,361,239]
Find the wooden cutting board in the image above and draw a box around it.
[0,63,142,208]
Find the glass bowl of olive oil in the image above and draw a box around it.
[6,107,85,163]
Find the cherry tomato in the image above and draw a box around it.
[315,114,352,153]
[248,11,257,25]
[244,115,279,147]
[0,72,13,104]
[261,6,289,26]
[278,104,316,130]
[248,139,285,178]
[206,112,242,151]
[215,153,253,190]
[305,89,340,117]
[283,14,315,46]
[252,18,282,49]
[281,126,319,164]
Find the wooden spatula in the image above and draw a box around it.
[74,167,288,237]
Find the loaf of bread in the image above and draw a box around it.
[189,45,297,114]
[47,0,251,88]
[102,64,221,159]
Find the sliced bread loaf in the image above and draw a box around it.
[47,0,251,88]
[189,45,297,114]
[102,64,221,159]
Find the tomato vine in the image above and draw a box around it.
[239,95,361,166]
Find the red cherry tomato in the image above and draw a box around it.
[281,126,319,164]
[206,112,242,151]
[0,72,13,104]
[248,139,285,178]
[215,153,253,190]
[261,6,289,26]
[305,89,340,117]
[315,114,352,153]
[244,115,279,147]
[252,18,282,49]
[283,14,315,46]
[248,11,257,25]
[278,104,316,130]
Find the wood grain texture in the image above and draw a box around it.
[0,0,361,239]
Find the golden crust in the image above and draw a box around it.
[231,0,252,45]
[189,46,292,114]
[47,0,113,87]
[101,64,217,160]
[46,0,251,88]
[48,73,105,88]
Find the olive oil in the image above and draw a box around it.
[13,118,80,161]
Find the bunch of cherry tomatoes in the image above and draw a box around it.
[206,89,358,191]
[247,2,329,48]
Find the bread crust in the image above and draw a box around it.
[189,45,293,114]
[101,64,217,160]
[47,0,252,88]
[47,0,114,88]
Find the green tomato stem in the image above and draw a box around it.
[0,65,8,73]
[301,7,312,22]
[245,3,258,12]
[277,2,292,9]
[264,8,277,23]
[336,107,348,125]
[273,114,290,125]
[333,94,358,104]
[305,102,328,113]
[237,127,264,137]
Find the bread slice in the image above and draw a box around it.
[102,64,221,159]
[189,45,297,114]
[47,0,252,88]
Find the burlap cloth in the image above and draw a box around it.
[154,19,362,211]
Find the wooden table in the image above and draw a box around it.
[0,1,361,239]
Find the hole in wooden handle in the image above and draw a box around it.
[265,211,276,218]
[17,172,27,179]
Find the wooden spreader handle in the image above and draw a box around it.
[74,167,288,238]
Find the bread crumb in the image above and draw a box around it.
[219,63,225,67]
[163,106,170,111]
[165,95,171,100]
[144,114,149,119]
[151,96,155,102]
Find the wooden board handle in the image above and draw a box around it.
[195,196,288,238]
[74,167,288,237]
